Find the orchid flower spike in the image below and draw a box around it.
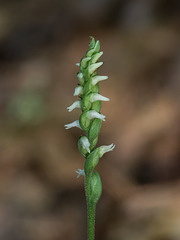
[64,37,115,240]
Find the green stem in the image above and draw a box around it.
[85,173,96,240]
[87,202,96,240]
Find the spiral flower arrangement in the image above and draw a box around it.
[64,37,115,240]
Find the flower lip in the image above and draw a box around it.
[64,120,82,130]
[75,169,85,178]
[86,110,106,121]
[67,100,81,112]
[90,93,110,102]
[92,76,108,86]
[99,143,115,157]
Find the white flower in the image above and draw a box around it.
[64,120,82,130]
[74,86,84,96]
[92,76,108,85]
[67,100,81,112]
[88,62,103,75]
[86,110,106,121]
[79,136,90,153]
[76,63,80,66]
[77,72,84,84]
[99,144,115,157]
[75,169,85,178]
[90,93,110,102]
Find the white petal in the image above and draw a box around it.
[86,110,106,121]
[92,75,108,85]
[74,86,84,96]
[99,143,115,156]
[64,120,82,130]
[75,169,85,178]
[90,93,110,102]
[67,100,81,112]
[76,63,80,66]
[80,136,90,153]
[88,62,103,75]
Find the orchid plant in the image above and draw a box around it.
[64,37,115,240]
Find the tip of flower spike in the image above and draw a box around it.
[64,120,82,130]
[75,169,85,178]
[89,36,95,49]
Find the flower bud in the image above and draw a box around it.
[91,51,103,64]
[77,72,84,85]
[86,48,96,57]
[74,85,84,96]
[94,40,100,53]
[78,136,90,157]
[89,37,95,49]
[80,57,91,69]
[88,62,103,75]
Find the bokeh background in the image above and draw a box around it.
[0,0,180,239]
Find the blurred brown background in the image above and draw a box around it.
[0,0,180,239]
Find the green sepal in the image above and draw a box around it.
[79,111,91,131]
[81,94,91,111]
[89,37,95,49]
[90,136,98,151]
[94,40,100,53]
[83,81,99,95]
[80,57,91,69]
[78,136,88,157]
[88,119,102,143]
[89,170,102,204]
[91,101,101,112]
[84,148,100,174]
